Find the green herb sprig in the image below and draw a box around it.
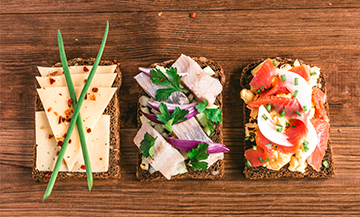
[188,143,209,170]
[195,100,223,136]
[150,67,185,101]
[42,21,109,201]
[156,103,189,133]
[140,132,157,160]
[57,29,93,192]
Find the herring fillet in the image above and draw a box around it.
[133,121,185,180]
[172,54,223,105]
[172,117,224,168]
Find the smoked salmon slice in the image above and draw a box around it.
[312,87,329,122]
[260,77,289,98]
[247,96,304,118]
[249,59,277,89]
[244,146,269,167]
[307,117,329,171]
[289,65,310,81]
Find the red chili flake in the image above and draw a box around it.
[56,151,59,156]
[59,93,62,96]
[40,126,45,129]
[92,87,99,93]
[64,109,71,116]
[99,157,103,161]
[69,139,72,144]
[47,107,52,112]
[67,156,70,158]
[84,94,88,100]
[160,78,164,82]
[48,134,54,139]
[54,111,58,116]
[62,71,64,74]
[68,99,73,107]
[49,71,58,76]
[58,116,63,124]
[49,78,56,85]
[45,173,50,178]
[57,141,63,147]
[86,128,92,133]
[113,59,117,64]
[84,79,87,84]
[80,165,86,170]
[83,66,89,72]
[90,94,96,101]
[190,12,196,18]
[63,133,67,138]
[103,172,107,175]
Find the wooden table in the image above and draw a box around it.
[1,1,360,215]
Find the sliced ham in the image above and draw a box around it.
[172,54,223,105]
[133,122,185,179]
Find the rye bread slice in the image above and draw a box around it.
[240,57,335,179]
[32,58,122,182]
[136,57,225,181]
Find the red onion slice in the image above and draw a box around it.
[167,137,229,154]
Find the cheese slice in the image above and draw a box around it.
[37,65,117,77]
[36,74,116,88]
[37,87,116,170]
[36,111,110,172]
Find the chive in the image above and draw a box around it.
[266,104,271,112]
[272,60,277,66]
[294,77,298,85]
[283,106,286,109]
[292,125,296,128]
[303,141,309,152]
[276,124,283,132]
[272,144,277,148]
[43,22,109,201]
[266,142,272,146]
[281,74,287,81]
[264,158,269,162]
[260,85,264,91]
[58,30,92,191]
[252,146,257,150]
[262,114,268,120]
[245,160,252,168]
[293,90,299,98]
[286,123,290,126]
[256,89,261,94]
[258,157,263,163]
[245,137,250,141]
[296,111,301,116]
[310,72,317,76]
[280,111,285,117]
[323,160,329,168]
[303,106,308,112]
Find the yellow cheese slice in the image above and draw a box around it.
[37,65,117,77]
[35,111,110,172]
[37,87,116,170]
[36,74,116,88]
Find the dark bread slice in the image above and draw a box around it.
[240,57,335,179]
[136,57,225,181]
[32,58,122,182]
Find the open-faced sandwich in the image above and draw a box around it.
[133,54,229,181]
[240,57,334,179]
[33,57,122,181]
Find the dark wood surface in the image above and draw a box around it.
[1,1,360,215]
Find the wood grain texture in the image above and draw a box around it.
[1,1,360,215]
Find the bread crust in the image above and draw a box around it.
[240,57,335,179]
[136,56,226,181]
[32,58,122,182]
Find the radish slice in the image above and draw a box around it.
[276,69,312,110]
[258,105,293,147]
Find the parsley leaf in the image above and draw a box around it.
[188,143,209,170]
[139,132,157,160]
[150,67,185,101]
[195,100,223,136]
[156,103,189,133]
